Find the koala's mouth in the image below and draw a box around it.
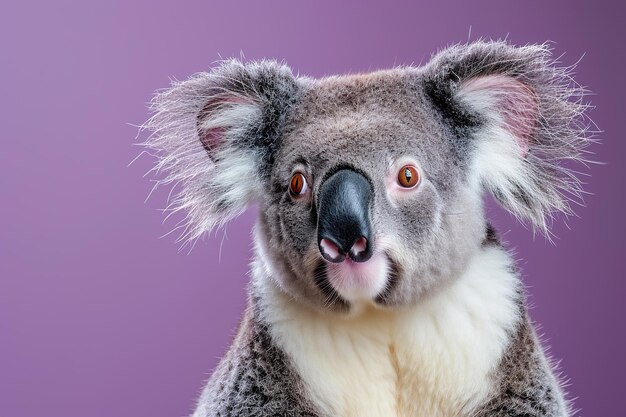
[312,252,401,307]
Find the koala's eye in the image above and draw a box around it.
[397,165,420,188]
[289,172,309,197]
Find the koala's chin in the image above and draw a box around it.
[144,40,594,417]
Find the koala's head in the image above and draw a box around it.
[144,41,591,313]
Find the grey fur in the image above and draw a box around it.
[142,40,593,416]
[193,292,322,417]
[474,312,569,417]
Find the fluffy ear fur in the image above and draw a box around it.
[424,41,593,233]
[143,60,299,243]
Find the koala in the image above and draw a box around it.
[143,41,592,417]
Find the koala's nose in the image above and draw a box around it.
[317,169,373,263]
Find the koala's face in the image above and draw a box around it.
[145,41,590,313]
[261,72,484,310]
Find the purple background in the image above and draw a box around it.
[1,1,624,416]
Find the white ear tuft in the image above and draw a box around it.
[457,75,551,229]
[458,75,537,156]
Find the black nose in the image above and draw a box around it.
[317,169,373,263]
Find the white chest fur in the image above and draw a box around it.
[258,247,521,417]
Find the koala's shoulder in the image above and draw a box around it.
[476,315,568,416]
[194,306,321,417]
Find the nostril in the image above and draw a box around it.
[320,238,345,263]
[349,236,372,263]
[350,237,367,257]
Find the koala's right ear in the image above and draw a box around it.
[143,60,299,242]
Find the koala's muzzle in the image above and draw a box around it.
[317,169,373,263]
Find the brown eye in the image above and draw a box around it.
[289,173,309,196]
[397,165,419,188]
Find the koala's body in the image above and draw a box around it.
[144,41,591,417]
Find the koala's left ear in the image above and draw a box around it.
[143,60,299,243]
[424,41,593,233]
